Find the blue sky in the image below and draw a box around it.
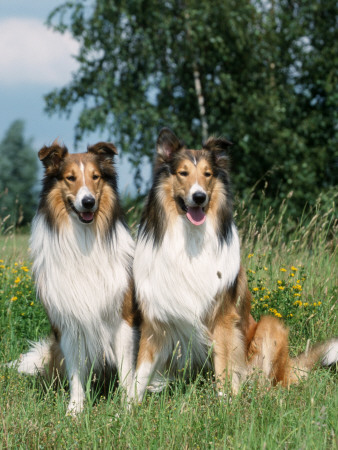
[0,0,148,194]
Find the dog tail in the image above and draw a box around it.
[6,335,65,379]
[289,338,338,383]
[247,315,337,386]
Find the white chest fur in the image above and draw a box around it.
[30,215,134,333]
[134,216,240,324]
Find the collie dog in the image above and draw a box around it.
[131,128,337,402]
[13,141,138,414]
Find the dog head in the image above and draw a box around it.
[155,128,232,226]
[38,140,118,225]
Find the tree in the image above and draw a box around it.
[45,0,337,215]
[0,121,38,227]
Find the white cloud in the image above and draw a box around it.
[0,17,80,86]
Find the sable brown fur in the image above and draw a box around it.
[132,128,337,403]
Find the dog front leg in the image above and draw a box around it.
[113,320,138,396]
[130,323,162,403]
[60,330,87,415]
[211,312,247,396]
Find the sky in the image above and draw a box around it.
[0,0,148,195]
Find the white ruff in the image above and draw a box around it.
[134,216,240,325]
[30,214,135,370]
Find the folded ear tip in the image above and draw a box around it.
[88,142,118,156]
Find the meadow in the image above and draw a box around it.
[0,196,337,449]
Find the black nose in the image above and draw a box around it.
[82,196,95,209]
[192,192,206,205]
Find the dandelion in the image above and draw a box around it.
[280,268,287,272]
[275,312,282,318]
[290,273,295,277]
[0,265,5,269]
[313,303,317,307]
[14,277,21,284]
[278,286,285,290]
[21,266,29,272]
[318,301,322,306]
[14,262,18,266]
[248,253,254,259]
[303,302,309,307]
[293,293,301,297]
[294,300,302,306]
[291,266,298,271]
[277,280,282,285]
[11,296,18,302]
[253,287,259,292]
[263,295,270,299]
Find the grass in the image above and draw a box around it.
[0,197,337,449]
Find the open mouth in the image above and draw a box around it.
[177,197,206,226]
[68,201,95,224]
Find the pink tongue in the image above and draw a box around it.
[186,207,206,226]
[80,212,94,222]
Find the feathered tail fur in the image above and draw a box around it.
[247,316,338,386]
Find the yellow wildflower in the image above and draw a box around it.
[292,284,302,291]
[287,313,293,318]
[261,286,266,291]
[30,301,34,306]
[14,262,18,266]
[0,265,5,269]
[248,253,254,259]
[303,302,309,307]
[277,280,282,285]
[275,312,282,318]
[280,268,287,272]
[263,304,268,308]
[318,301,322,306]
[313,303,317,307]
[253,287,259,292]
[290,273,295,277]
[11,296,18,302]
[278,286,285,290]
[0,259,3,263]
[263,295,270,299]
[21,266,29,272]
[291,266,298,271]
[263,267,268,271]
[293,293,301,297]
[14,277,20,284]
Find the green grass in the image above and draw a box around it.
[0,200,337,449]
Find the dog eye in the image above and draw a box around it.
[66,175,76,182]
[178,171,188,177]
[205,172,212,178]
[93,174,100,180]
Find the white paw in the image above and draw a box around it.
[66,398,84,416]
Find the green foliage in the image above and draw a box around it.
[0,121,38,228]
[45,0,337,216]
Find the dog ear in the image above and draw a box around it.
[87,142,118,160]
[38,140,68,174]
[156,128,184,162]
[203,137,232,168]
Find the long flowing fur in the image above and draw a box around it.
[131,128,337,402]
[10,142,139,414]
